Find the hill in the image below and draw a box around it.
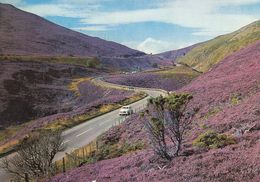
[178,20,260,72]
[0,3,144,58]
[50,41,260,182]
[156,44,197,62]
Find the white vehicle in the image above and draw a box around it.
[119,106,134,116]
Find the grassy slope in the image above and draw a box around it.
[0,55,100,68]
[105,65,200,92]
[156,65,200,78]
[178,20,260,72]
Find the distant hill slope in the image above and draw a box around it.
[0,3,144,57]
[156,44,197,62]
[178,20,260,72]
[50,41,260,182]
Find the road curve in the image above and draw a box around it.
[0,78,167,181]
[54,78,167,160]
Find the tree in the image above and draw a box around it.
[142,93,195,160]
[1,130,65,181]
[86,57,101,68]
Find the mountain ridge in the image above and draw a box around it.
[0,3,144,58]
[177,20,260,72]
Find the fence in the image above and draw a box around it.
[54,103,147,174]
[54,140,97,173]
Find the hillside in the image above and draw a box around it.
[156,44,197,62]
[105,65,200,91]
[0,3,143,57]
[50,41,260,182]
[178,20,260,72]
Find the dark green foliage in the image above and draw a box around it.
[147,93,193,111]
[193,130,236,149]
[144,93,194,160]
[86,57,101,68]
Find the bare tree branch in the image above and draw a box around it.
[1,130,65,181]
[142,93,196,160]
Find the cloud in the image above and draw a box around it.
[6,0,260,39]
[80,0,259,36]
[124,37,193,54]
[0,0,22,5]
[20,3,98,18]
[73,25,109,31]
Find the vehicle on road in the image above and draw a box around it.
[119,106,134,116]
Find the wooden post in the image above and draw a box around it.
[25,173,29,182]
[62,157,66,173]
[82,147,85,159]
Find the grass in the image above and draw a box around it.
[55,139,145,173]
[193,130,236,149]
[156,65,201,77]
[230,93,243,106]
[55,140,97,172]
[201,106,223,120]
[45,92,147,130]
[0,92,147,156]
[0,75,147,156]
[0,120,35,156]
[67,77,91,96]
[0,55,101,68]
[178,20,260,72]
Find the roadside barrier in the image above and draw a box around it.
[54,103,147,174]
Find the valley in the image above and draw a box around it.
[0,2,259,182]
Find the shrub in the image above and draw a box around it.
[230,93,242,105]
[193,130,236,149]
[86,57,101,68]
[1,130,64,180]
[143,93,195,160]
[89,141,144,162]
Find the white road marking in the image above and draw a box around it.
[98,122,107,126]
[76,128,91,137]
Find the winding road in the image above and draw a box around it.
[0,78,167,181]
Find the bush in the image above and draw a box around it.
[89,141,144,162]
[193,130,236,149]
[230,93,242,105]
[143,93,195,160]
[86,57,101,68]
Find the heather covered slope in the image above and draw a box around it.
[178,20,260,72]
[0,61,90,127]
[50,41,260,182]
[105,66,200,91]
[0,3,143,57]
[156,44,197,62]
[181,40,260,117]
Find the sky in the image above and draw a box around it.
[1,0,260,54]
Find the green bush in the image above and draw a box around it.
[193,130,236,149]
[230,93,242,105]
[95,141,144,160]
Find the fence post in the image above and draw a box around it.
[25,173,29,182]
[82,147,85,160]
[54,161,58,174]
[62,157,66,173]
[96,140,98,151]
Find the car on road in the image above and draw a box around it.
[119,106,134,116]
